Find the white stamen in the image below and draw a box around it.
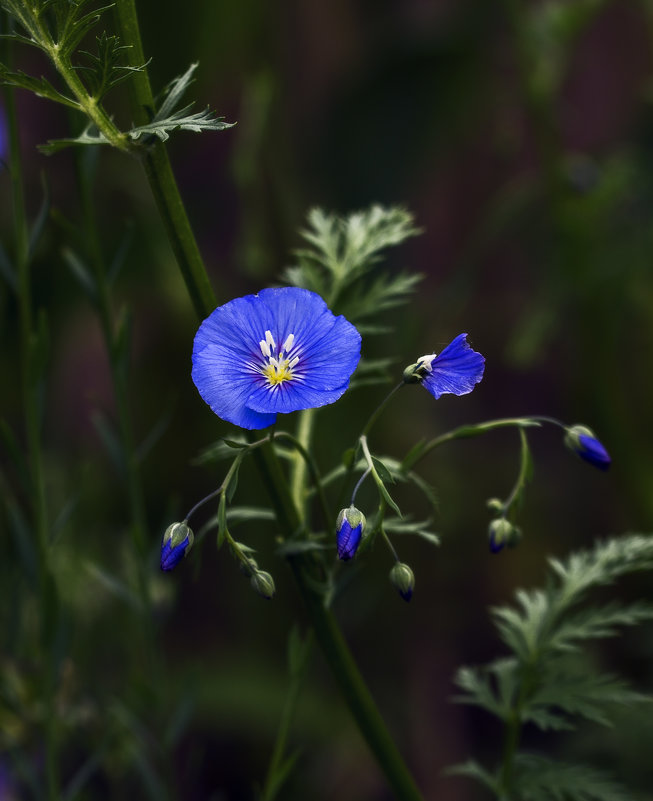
[282,333,295,353]
[259,339,271,358]
[265,330,276,351]
[289,356,300,369]
[417,353,436,372]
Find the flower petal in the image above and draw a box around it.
[421,333,485,400]
[192,287,361,429]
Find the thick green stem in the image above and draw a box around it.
[113,0,217,319]
[253,442,423,801]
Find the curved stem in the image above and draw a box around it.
[401,416,546,472]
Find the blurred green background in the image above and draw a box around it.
[3,0,653,798]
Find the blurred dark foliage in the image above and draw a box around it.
[2,0,653,799]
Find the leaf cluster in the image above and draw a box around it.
[452,535,653,801]
[281,206,422,331]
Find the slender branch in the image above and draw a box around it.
[401,417,544,472]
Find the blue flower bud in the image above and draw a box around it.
[389,562,415,602]
[160,521,194,571]
[336,506,366,561]
[251,570,276,600]
[564,425,610,471]
[488,518,514,554]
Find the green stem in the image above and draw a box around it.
[3,35,58,798]
[288,557,423,801]
[261,631,314,801]
[276,430,331,531]
[253,442,423,800]
[401,417,545,472]
[290,409,315,521]
[112,0,218,319]
[15,3,129,150]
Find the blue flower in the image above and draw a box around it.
[564,425,610,471]
[161,521,194,571]
[336,506,366,561]
[192,287,362,430]
[405,333,485,399]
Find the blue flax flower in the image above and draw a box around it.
[161,522,194,571]
[564,425,610,471]
[192,288,361,430]
[336,506,366,561]
[407,333,485,399]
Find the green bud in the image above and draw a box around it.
[402,362,424,384]
[251,570,276,600]
[389,562,414,602]
[486,498,504,513]
[488,517,514,554]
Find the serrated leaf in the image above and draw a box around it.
[127,107,234,143]
[446,760,498,792]
[514,755,636,801]
[75,32,145,101]
[39,126,109,155]
[0,65,79,109]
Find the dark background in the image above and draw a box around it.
[2,1,653,798]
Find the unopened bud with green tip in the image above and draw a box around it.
[251,570,276,600]
[488,517,515,554]
[160,521,194,571]
[336,506,366,561]
[564,424,610,471]
[390,562,415,602]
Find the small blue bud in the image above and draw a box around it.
[336,506,366,561]
[389,562,414,602]
[160,521,194,571]
[488,518,514,554]
[251,570,276,600]
[564,425,610,471]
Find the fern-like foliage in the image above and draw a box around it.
[452,535,653,801]
[126,62,234,143]
[281,206,422,328]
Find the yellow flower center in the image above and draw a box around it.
[258,330,300,388]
